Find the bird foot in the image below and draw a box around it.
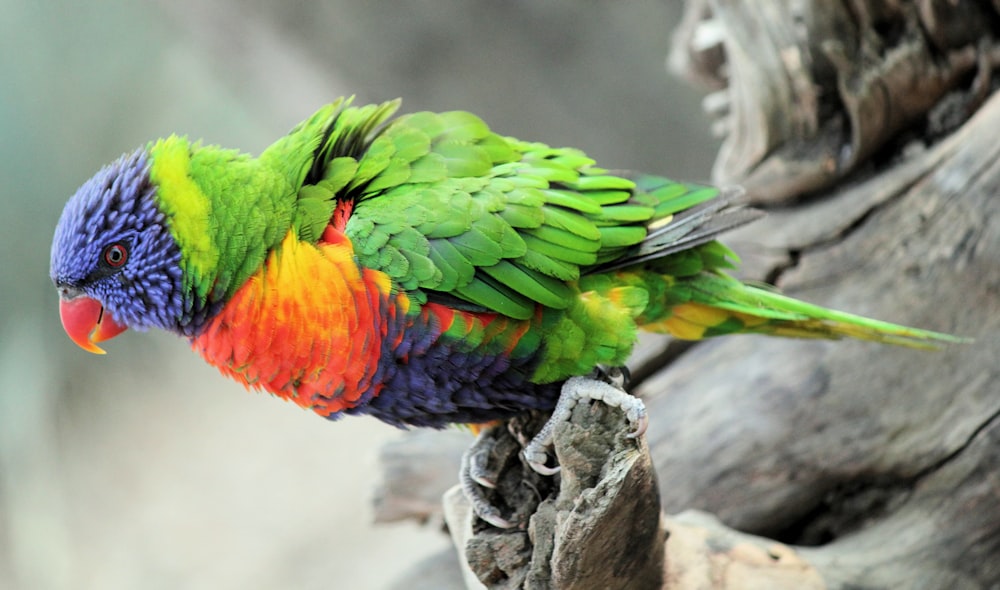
[522,373,647,475]
[459,424,515,528]
[459,370,646,529]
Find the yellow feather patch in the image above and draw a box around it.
[642,303,777,339]
[731,310,771,328]
[672,302,730,327]
[604,286,649,318]
[148,136,218,298]
[642,302,730,340]
[654,316,708,340]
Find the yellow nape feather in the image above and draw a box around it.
[148,136,218,298]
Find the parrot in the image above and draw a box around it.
[51,97,961,433]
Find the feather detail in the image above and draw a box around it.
[191,230,401,416]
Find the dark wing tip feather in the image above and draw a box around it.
[647,206,762,258]
[590,185,762,274]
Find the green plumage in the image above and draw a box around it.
[263,99,959,360]
[311,99,698,322]
[52,95,965,430]
[156,97,960,387]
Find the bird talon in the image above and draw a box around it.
[523,448,561,475]
[528,460,561,476]
[478,509,515,530]
[518,376,648,477]
[468,447,497,488]
[627,413,649,439]
[460,425,515,527]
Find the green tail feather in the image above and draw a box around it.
[684,273,967,349]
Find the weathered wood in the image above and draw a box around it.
[662,511,825,590]
[670,0,998,203]
[642,1,1000,586]
[444,395,664,589]
[640,91,1000,588]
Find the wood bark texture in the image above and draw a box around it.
[443,404,665,590]
[378,1,1000,587]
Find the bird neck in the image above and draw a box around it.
[147,136,298,335]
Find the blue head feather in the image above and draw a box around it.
[50,149,187,333]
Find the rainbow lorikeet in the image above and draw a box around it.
[51,97,958,432]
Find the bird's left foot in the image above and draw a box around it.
[522,371,647,475]
[459,424,515,528]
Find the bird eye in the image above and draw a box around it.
[103,243,128,268]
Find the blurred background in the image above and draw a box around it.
[0,1,717,588]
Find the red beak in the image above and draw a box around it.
[58,295,128,354]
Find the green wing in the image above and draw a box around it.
[338,109,662,319]
[300,99,731,320]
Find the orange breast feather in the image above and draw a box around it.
[192,229,403,416]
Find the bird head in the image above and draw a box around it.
[50,149,186,353]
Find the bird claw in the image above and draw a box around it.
[459,372,646,527]
[625,412,649,438]
[459,424,515,528]
[522,374,646,476]
[524,448,561,475]
[467,446,497,488]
